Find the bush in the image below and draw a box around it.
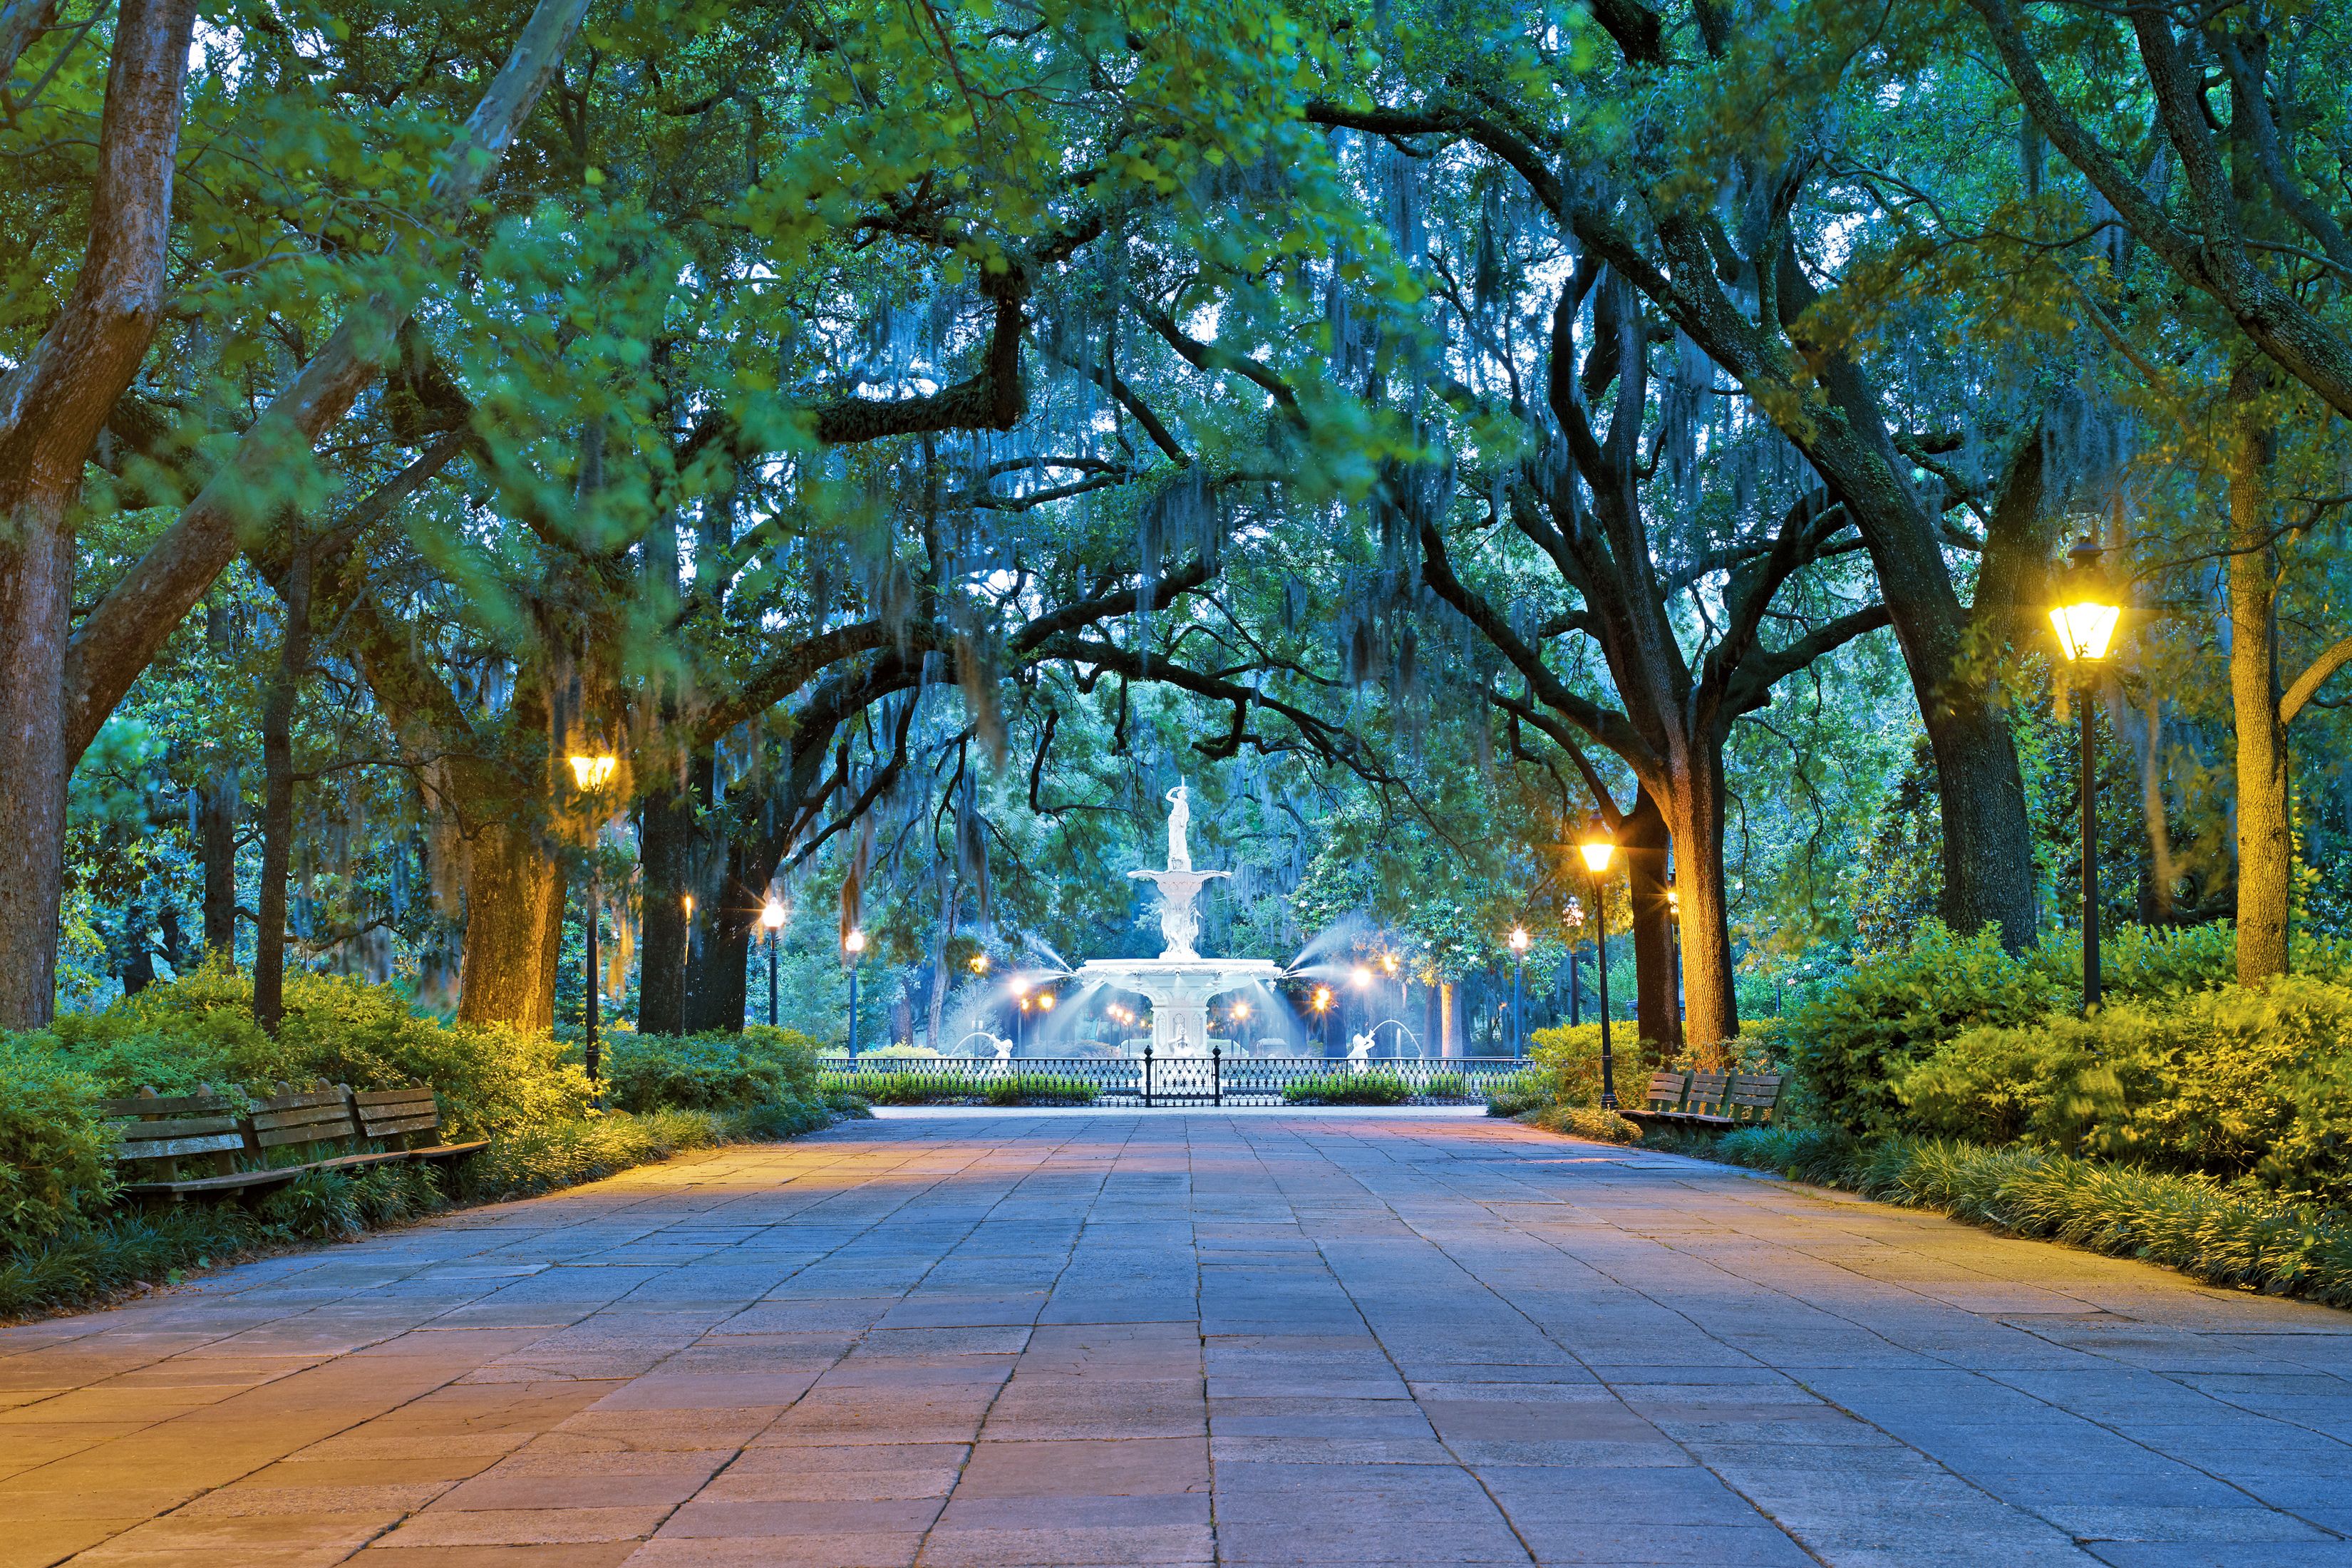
[0,1044,117,1252]
[827,1071,1097,1105]
[456,1108,742,1202]
[603,1026,822,1114]
[1785,921,2060,1135]
[1284,1071,1409,1105]
[1523,1023,1606,1108]
[1425,1072,1468,1101]
[2029,921,2237,1003]
[1888,974,2352,1201]
[1485,1066,1553,1117]
[26,962,592,1135]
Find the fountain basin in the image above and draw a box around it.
[1073,956,1285,1056]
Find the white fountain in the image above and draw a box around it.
[1074,785,1283,1057]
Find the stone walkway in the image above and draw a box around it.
[5,1112,2352,1568]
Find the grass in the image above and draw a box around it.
[2,1100,855,1323]
[1649,1125,2352,1309]
[820,1071,1099,1106]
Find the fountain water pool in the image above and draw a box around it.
[1073,785,1284,1056]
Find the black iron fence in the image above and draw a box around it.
[823,1052,1527,1107]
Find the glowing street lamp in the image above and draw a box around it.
[760,896,787,1028]
[843,927,867,1061]
[1509,926,1530,1058]
[1578,821,1619,1108]
[2052,537,2123,1011]
[566,751,617,1083]
[969,951,991,976]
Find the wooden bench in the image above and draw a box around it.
[1620,1070,1783,1131]
[351,1086,487,1165]
[1621,1071,1691,1127]
[249,1082,406,1175]
[106,1088,304,1202]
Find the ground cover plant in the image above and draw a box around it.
[1653,1126,2352,1309]
[1282,1071,1411,1105]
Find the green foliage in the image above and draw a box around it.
[1664,1129,2352,1311]
[0,1043,117,1252]
[602,1026,822,1113]
[0,1205,274,1321]
[826,1071,1098,1106]
[1283,1071,1409,1105]
[454,1109,744,1202]
[1522,1103,1642,1144]
[28,962,591,1135]
[1484,1066,1554,1117]
[1523,1023,1607,1107]
[1784,921,2062,1134]
[261,1170,364,1241]
[1890,975,2352,1202]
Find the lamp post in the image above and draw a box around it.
[1508,926,1530,1058]
[760,896,786,1028]
[566,753,617,1082]
[1579,822,1619,1108]
[1666,880,1683,1029]
[1564,899,1584,1026]
[1311,985,1333,1053]
[2051,538,2123,1011]
[843,927,867,1060]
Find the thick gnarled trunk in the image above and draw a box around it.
[455,815,567,1030]
[1664,753,1738,1061]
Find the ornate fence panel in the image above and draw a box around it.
[824,1054,1527,1108]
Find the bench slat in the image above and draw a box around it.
[118,1132,247,1159]
[110,1115,242,1140]
[360,1114,440,1138]
[354,1089,435,1109]
[101,1092,235,1118]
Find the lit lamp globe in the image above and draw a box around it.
[567,753,617,791]
[843,927,865,957]
[1509,927,1530,954]
[760,898,787,932]
[2050,540,2120,664]
[1579,830,1615,874]
[969,951,990,976]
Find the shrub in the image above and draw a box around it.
[1283,1071,1409,1105]
[1785,920,2060,1134]
[603,1026,822,1114]
[0,1045,116,1252]
[1425,1072,1468,1101]
[456,1108,741,1202]
[1523,1023,1606,1107]
[1485,1066,1553,1117]
[31,963,592,1135]
[827,1070,1097,1105]
[2029,921,2237,1003]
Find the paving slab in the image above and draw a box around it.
[4,1111,2351,1565]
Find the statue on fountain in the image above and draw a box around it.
[1166,785,1192,872]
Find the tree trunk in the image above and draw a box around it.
[684,839,757,1032]
[455,814,567,1030]
[634,784,699,1034]
[198,770,239,961]
[0,489,73,1026]
[254,545,313,1033]
[1620,788,1681,1065]
[1666,751,1739,1061]
[0,0,200,1028]
[2228,366,2290,984]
